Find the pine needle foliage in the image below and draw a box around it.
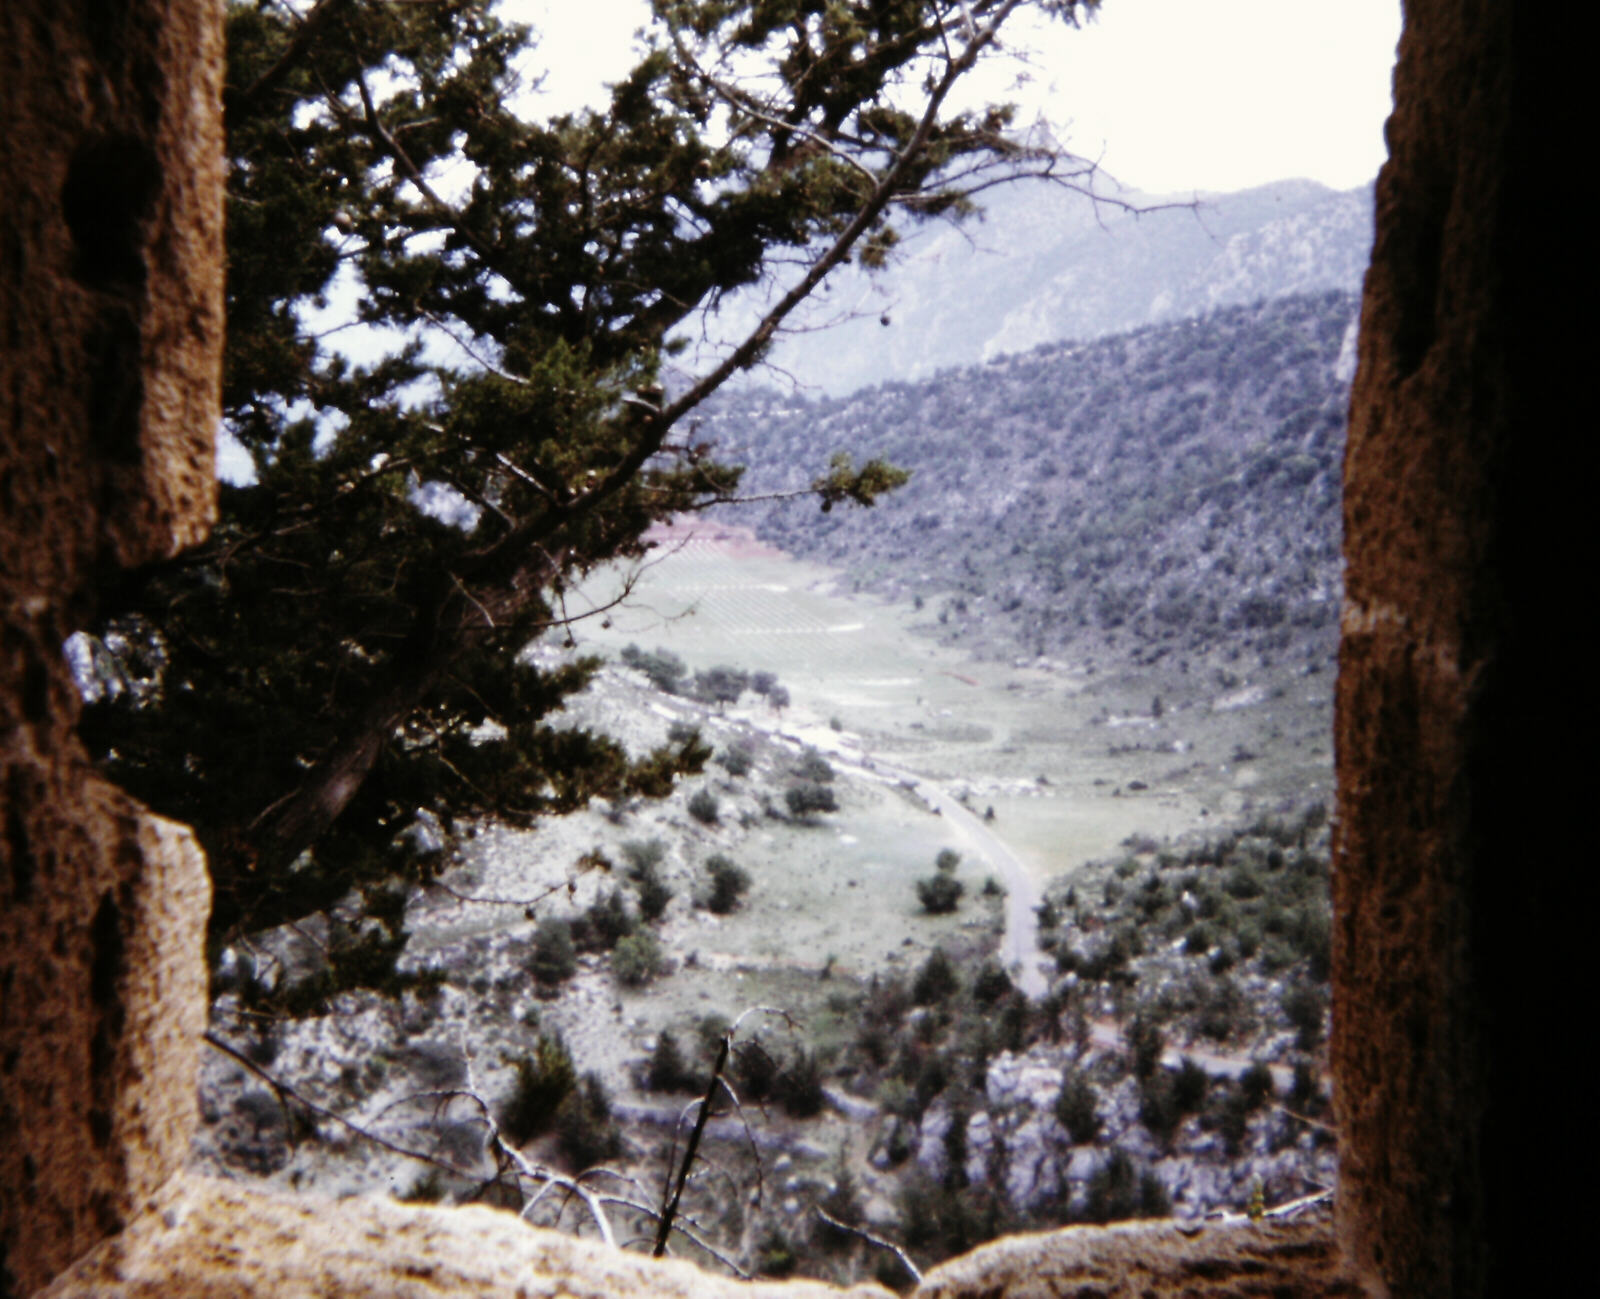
[77,0,1104,966]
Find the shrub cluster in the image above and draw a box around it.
[687,787,720,825]
[1138,1056,1209,1146]
[971,959,1014,1004]
[704,853,750,914]
[912,947,960,1005]
[569,887,636,952]
[793,748,836,783]
[612,930,664,987]
[785,782,838,818]
[1216,1059,1276,1155]
[916,849,964,914]
[1082,1150,1170,1224]
[644,1029,699,1094]
[1055,1070,1101,1144]
[501,1033,576,1145]
[716,744,754,776]
[619,643,686,694]
[621,838,672,921]
[897,1174,1012,1263]
[529,917,577,988]
[553,1072,622,1171]
[751,671,791,710]
[1282,981,1327,1049]
[617,647,791,714]
[1038,803,1333,1027]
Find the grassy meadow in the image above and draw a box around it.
[455,532,1342,1077]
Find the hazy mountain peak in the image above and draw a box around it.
[694,176,1374,398]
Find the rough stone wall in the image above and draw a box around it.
[1333,4,1579,1295]
[0,1,224,1294]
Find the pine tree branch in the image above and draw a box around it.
[520,3,1022,565]
[350,68,504,275]
[225,0,359,128]
[656,0,1028,434]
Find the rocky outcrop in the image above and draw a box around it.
[916,1214,1356,1298]
[35,1175,893,1299]
[35,1182,1349,1299]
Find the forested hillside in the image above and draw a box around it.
[707,289,1357,668]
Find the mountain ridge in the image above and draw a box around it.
[688,176,1373,397]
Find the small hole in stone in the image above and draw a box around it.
[61,135,161,292]
[89,891,123,1008]
[21,657,49,723]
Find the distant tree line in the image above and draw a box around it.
[620,646,790,710]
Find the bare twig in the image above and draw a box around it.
[203,1031,470,1175]
[673,40,879,187]
[426,873,575,911]
[1274,1103,1338,1136]
[653,1032,729,1257]
[450,573,498,629]
[1264,1187,1334,1219]
[457,1037,620,1248]
[490,451,561,504]
[815,1206,924,1285]
[418,310,529,386]
[1207,1184,1333,1224]
[603,1192,750,1278]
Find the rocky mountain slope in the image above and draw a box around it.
[196,682,1336,1287]
[707,289,1356,672]
[697,178,1371,396]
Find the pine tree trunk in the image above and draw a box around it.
[219,590,469,932]
[250,674,430,869]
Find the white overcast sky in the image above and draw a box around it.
[508,0,1401,195]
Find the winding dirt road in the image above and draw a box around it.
[763,732,1054,999]
[654,685,1056,1000]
